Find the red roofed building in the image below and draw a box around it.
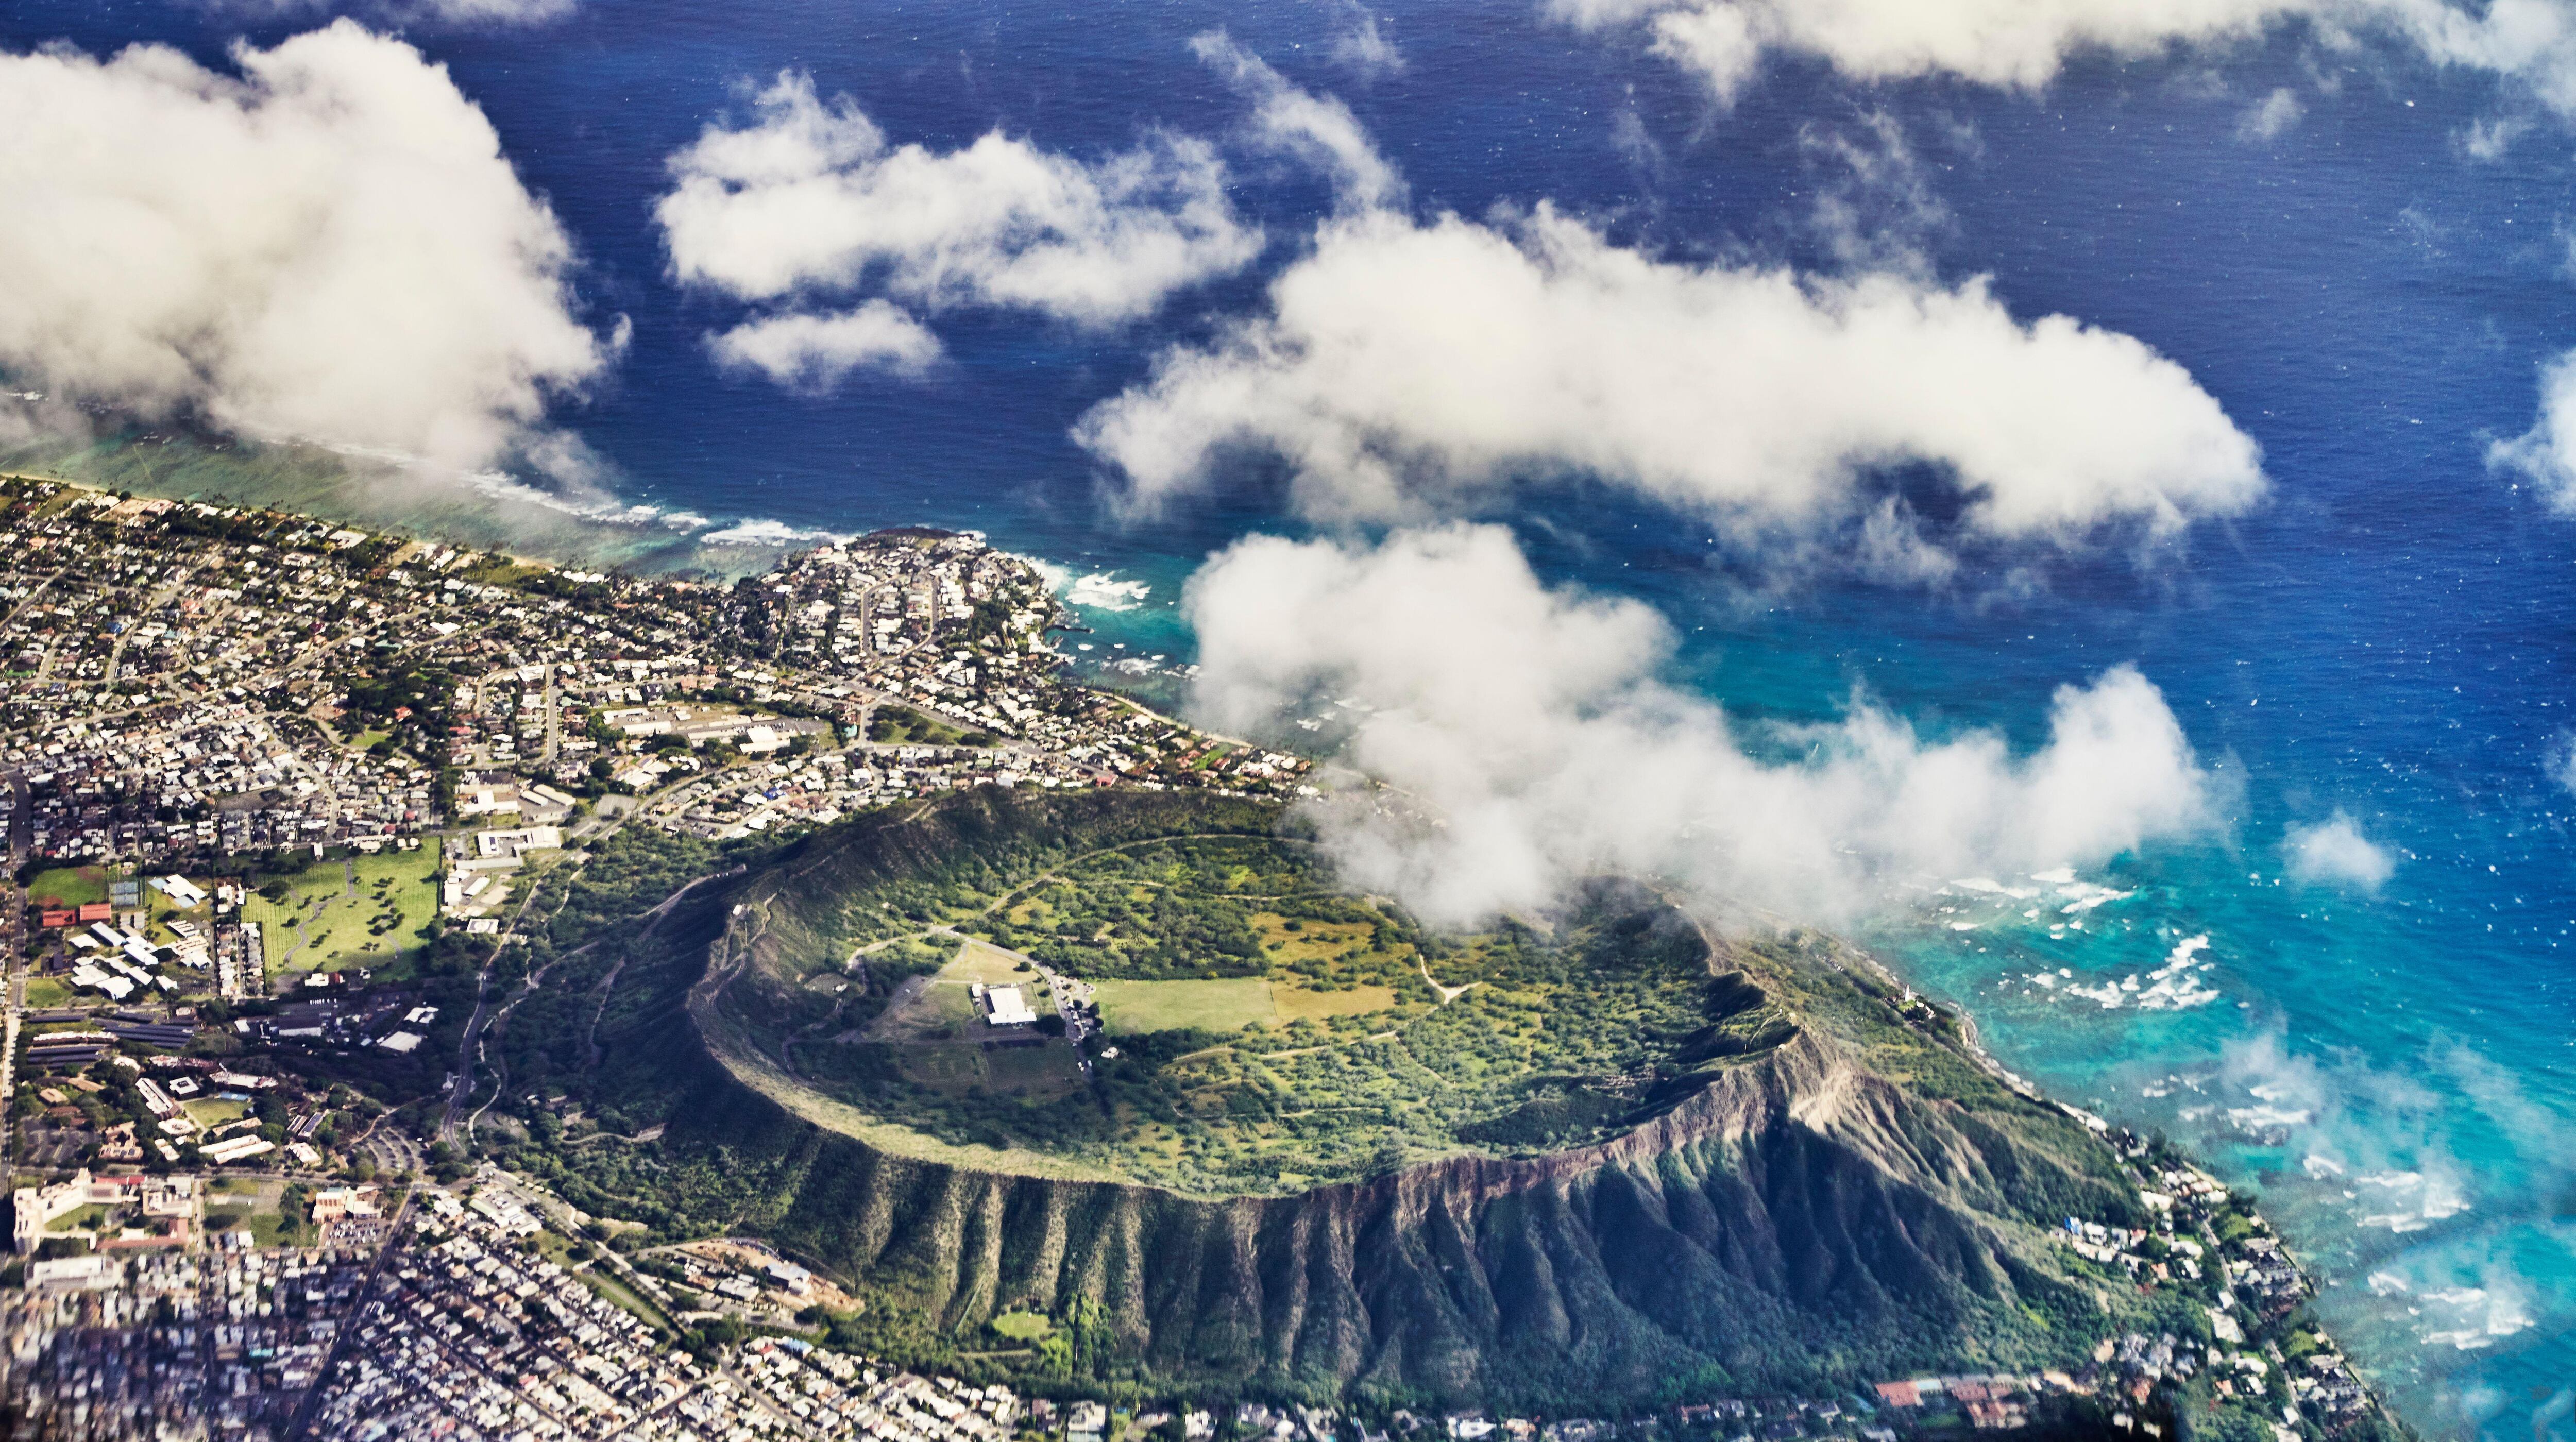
[76,903,111,923]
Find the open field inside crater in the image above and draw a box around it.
[719,792,1782,1193]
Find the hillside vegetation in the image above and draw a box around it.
[465,788,2184,1412]
[696,792,1790,1193]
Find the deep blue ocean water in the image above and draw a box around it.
[11,1,2576,1430]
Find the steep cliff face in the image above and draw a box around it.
[719,1027,2121,1407]
[634,791,2142,1407]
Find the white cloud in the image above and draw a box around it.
[2283,810,2398,890]
[2492,350,2576,512]
[656,72,1262,329]
[1798,109,1951,273]
[414,0,573,18]
[2239,86,2308,139]
[2462,114,2532,159]
[0,21,614,471]
[1184,524,2219,925]
[1081,207,2264,560]
[707,302,941,392]
[2548,739,2576,797]
[1192,31,1405,213]
[194,0,577,26]
[1547,0,2576,120]
[1321,0,1408,75]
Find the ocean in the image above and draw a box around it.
[8,0,2576,1431]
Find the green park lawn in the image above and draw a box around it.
[243,842,443,977]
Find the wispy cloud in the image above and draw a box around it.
[2238,86,2307,140]
[1192,30,1405,213]
[1317,0,1406,76]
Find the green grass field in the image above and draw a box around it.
[1093,977,1279,1034]
[1089,977,1398,1033]
[182,1098,249,1128]
[26,866,107,909]
[243,1208,302,1249]
[242,843,443,978]
[1275,983,1400,1021]
[45,1203,109,1234]
[889,1038,1085,1098]
[990,1309,1053,1340]
[894,1046,982,1091]
[868,703,981,747]
[21,978,74,1009]
[982,1043,1085,1092]
[575,1263,677,1336]
[940,938,1038,986]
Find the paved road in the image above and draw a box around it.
[1,768,28,1194]
[282,1189,417,1440]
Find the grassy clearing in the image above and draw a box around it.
[982,1043,1086,1093]
[243,843,442,977]
[45,1203,110,1233]
[26,866,107,909]
[939,938,1037,987]
[576,1264,677,1336]
[872,979,979,1042]
[1252,914,1378,964]
[244,1209,300,1248]
[1274,983,1399,1021]
[868,704,984,747]
[894,1047,984,1093]
[182,1097,249,1128]
[21,978,74,1009]
[990,1309,1053,1340]
[531,1229,580,1267]
[1093,977,1277,1034]
[889,1040,1085,1099]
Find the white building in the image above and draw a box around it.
[980,985,1038,1027]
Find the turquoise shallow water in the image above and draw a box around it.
[10,1,2576,1431]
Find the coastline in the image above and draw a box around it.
[0,434,811,581]
[0,462,2406,1436]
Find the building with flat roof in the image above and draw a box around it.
[981,985,1038,1027]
